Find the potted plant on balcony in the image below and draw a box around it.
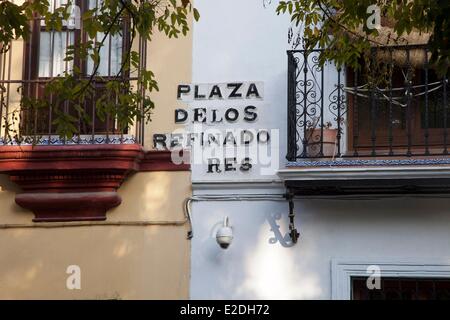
[305,120,338,157]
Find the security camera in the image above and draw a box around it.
[216,216,233,249]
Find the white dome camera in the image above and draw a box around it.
[216,216,233,249]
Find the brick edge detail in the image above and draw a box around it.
[0,145,190,222]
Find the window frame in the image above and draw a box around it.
[21,0,131,136]
[332,259,450,300]
[346,64,449,155]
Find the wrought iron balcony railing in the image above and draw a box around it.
[0,13,145,146]
[287,45,450,161]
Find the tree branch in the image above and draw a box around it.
[72,4,126,98]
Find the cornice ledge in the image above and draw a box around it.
[278,165,450,181]
[0,145,190,222]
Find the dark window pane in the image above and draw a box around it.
[352,277,450,300]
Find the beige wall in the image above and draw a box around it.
[0,171,191,299]
[144,16,193,149]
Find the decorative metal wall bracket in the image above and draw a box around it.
[286,192,300,244]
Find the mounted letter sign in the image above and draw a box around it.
[153,81,278,178]
[177,82,264,101]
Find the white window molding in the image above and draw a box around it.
[331,259,450,300]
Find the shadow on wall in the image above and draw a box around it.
[234,211,322,299]
[267,212,295,248]
[191,201,323,299]
[0,174,21,193]
[0,174,34,223]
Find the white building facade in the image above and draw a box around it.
[187,0,450,300]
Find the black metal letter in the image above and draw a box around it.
[177,85,191,99]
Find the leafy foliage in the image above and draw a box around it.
[276,0,450,74]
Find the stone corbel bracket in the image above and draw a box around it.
[0,145,189,222]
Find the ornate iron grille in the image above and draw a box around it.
[287,45,450,161]
[352,277,450,300]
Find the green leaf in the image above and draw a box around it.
[193,8,200,21]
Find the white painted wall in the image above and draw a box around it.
[190,0,290,181]
[188,0,450,300]
[191,191,450,299]
[190,0,348,180]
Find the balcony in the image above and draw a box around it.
[281,45,450,195]
[0,18,188,222]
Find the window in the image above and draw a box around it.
[332,260,450,300]
[23,0,129,136]
[346,51,450,154]
[352,277,450,300]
